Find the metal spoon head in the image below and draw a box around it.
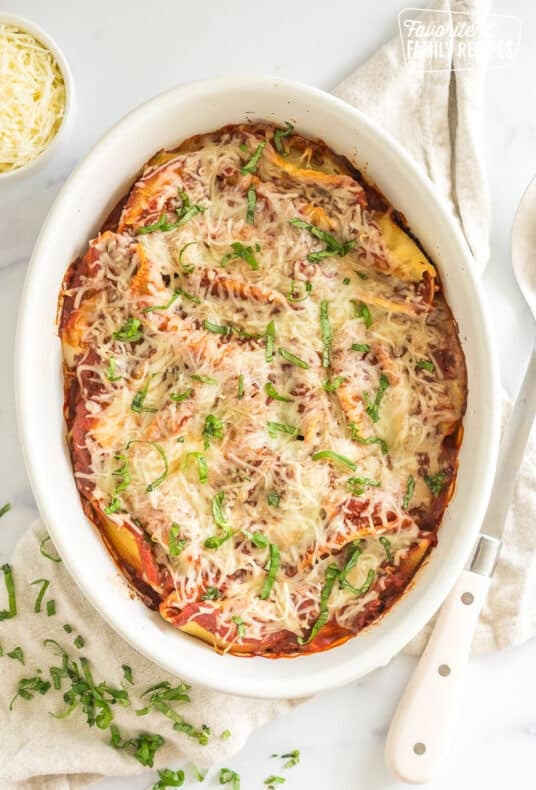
[511,175,536,321]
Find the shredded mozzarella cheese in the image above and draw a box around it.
[0,24,65,172]
[59,124,467,654]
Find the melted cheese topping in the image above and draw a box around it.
[0,24,66,173]
[59,124,466,655]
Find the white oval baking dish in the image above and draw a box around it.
[15,77,500,698]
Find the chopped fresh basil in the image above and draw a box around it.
[348,422,388,454]
[131,374,157,413]
[126,440,168,492]
[267,421,298,439]
[311,450,356,470]
[176,190,207,227]
[246,186,257,224]
[212,492,230,529]
[200,586,221,601]
[267,490,280,508]
[192,764,208,782]
[351,343,370,353]
[424,471,445,497]
[39,536,61,563]
[287,279,312,302]
[142,290,180,314]
[338,541,376,595]
[240,140,266,174]
[7,646,24,664]
[346,475,380,496]
[109,725,165,767]
[178,241,201,274]
[169,523,186,557]
[176,287,201,303]
[63,624,73,633]
[281,750,300,768]
[30,578,49,613]
[265,321,275,362]
[289,218,355,263]
[278,347,309,369]
[343,277,350,285]
[322,376,344,392]
[187,452,209,484]
[74,635,85,649]
[403,474,415,509]
[137,681,208,744]
[264,382,292,402]
[190,374,218,384]
[416,359,435,372]
[112,317,143,343]
[243,530,269,548]
[341,568,375,597]
[357,271,368,280]
[204,529,233,551]
[219,767,240,788]
[0,502,11,518]
[9,675,50,711]
[205,493,233,549]
[352,300,372,328]
[106,357,122,382]
[379,536,394,563]
[136,214,179,235]
[237,374,245,399]
[363,374,389,423]
[273,122,294,155]
[298,564,339,644]
[143,288,200,313]
[338,541,361,589]
[152,767,185,788]
[221,241,260,270]
[46,599,56,616]
[232,615,246,638]
[122,664,134,685]
[136,192,206,236]
[320,300,332,367]
[203,320,232,336]
[260,543,280,600]
[104,453,130,515]
[103,497,121,515]
[202,414,224,448]
[170,388,193,402]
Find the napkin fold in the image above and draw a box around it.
[0,522,293,789]
[3,0,535,787]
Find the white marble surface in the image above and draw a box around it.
[1,0,536,787]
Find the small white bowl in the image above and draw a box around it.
[0,13,75,182]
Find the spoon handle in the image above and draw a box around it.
[385,339,536,784]
[384,569,490,784]
[484,342,536,537]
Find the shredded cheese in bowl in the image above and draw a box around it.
[0,22,66,174]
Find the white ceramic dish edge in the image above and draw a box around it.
[15,77,500,699]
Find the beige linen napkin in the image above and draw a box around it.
[0,522,293,789]
[3,0,534,786]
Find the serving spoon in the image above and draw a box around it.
[384,178,536,784]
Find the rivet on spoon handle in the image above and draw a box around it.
[384,569,492,785]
